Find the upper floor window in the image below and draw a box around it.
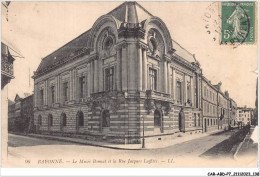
[105,67,114,91]
[204,86,206,97]
[187,81,191,103]
[63,82,69,101]
[79,76,85,98]
[176,81,182,104]
[39,89,44,106]
[149,68,157,90]
[51,86,55,104]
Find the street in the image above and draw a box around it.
[5,129,256,167]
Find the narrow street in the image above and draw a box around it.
[6,129,254,167]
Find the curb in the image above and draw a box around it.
[26,134,143,150]
[12,129,229,151]
[233,128,251,160]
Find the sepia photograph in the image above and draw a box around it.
[1,1,259,175]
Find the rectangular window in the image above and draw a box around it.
[105,67,114,91]
[40,89,44,105]
[187,82,191,103]
[51,86,55,104]
[207,103,209,113]
[79,76,85,98]
[63,82,69,101]
[176,81,182,104]
[204,86,206,97]
[194,76,198,108]
[149,68,157,90]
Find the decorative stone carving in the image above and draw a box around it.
[88,91,124,114]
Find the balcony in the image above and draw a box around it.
[146,90,171,101]
[1,54,14,89]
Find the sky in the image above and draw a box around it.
[2,1,258,107]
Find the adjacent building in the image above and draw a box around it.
[8,93,34,133]
[202,77,218,132]
[236,107,254,125]
[32,1,238,144]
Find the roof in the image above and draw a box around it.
[35,1,196,76]
[8,99,14,106]
[107,1,152,24]
[14,93,32,102]
[36,30,91,73]
[172,40,196,63]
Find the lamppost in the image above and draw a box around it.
[142,116,145,148]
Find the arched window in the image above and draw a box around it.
[38,115,42,126]
[48,114,53,127]
[61,113,67,126]
[77,111,84,127]
[154,110,161,128]
[102,110,110,127]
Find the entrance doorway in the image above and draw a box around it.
[154,109,163,133]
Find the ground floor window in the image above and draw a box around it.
[48,114,53,127]
[61,113,67,126]
[154,110,161,128]
[77,111,84,127]
[38,115,42,126]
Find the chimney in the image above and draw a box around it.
[218,82,222,90]
[225,91,229,97]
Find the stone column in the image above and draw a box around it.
[73,69,77,101]
[122,44,128,91]
[168,62,171,94]
[58,74,60,103]
[34,83,38,107]
[87,63,91,97]
[94,59,98,93]
[116,49,121,91]
[90,61,93,94]
[183,74,186,104]
[164,61,168,93]
[142,49,147,91]
[69,70,73,101]
[44,80,48,105]
[55,76,58,103]
[128,43,136,91]
[191,75,194,106]
[173,68,176,101]
[138,45,142,91]
[98,59,103,92]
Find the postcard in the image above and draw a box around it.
[1,1,258,171]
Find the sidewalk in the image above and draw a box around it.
[234,126,258,166]
[26,129,228,150]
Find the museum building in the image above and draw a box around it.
[33,2,232,144]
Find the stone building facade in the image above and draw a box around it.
[33,2,236,144]
[202,77,218,132]
[8,93,33,133]
[236,107,254,125]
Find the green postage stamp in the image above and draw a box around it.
[221,1,255,44]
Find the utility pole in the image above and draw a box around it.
[142,116,145,148]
